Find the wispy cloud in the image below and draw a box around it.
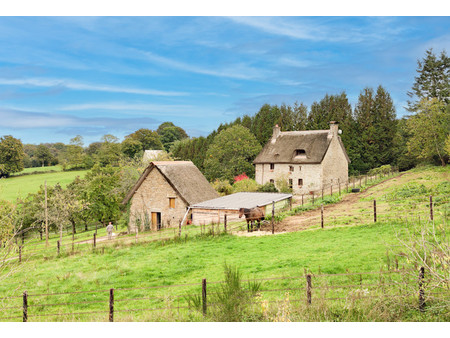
[139,50,272,81]
[0,77,188,96]
[0,107,159,129]
[60,102,193,113]
[227,17,387,43]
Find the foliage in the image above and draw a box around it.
[125,128,163,151]
[407,48,450,111]
[84,164,122,225]
[204,125,262,182]
[384,182,430,200]
[95,134,123,167]
[157,122,188,152]
[60,135,86,170]
[406,98,449,166]
[232,178,259,193]
[211,179,233,196]
[34,144,54,167]
[121,137,143,159]
[275,173,292,194]
[257,182,279,193]
[207,264,261,321]
[0,200,15,245]
[353,86,397,172]
[0,135,24,178]
[368,164,393,176]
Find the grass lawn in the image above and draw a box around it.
[0,169,87,202]
[11,165,63,176]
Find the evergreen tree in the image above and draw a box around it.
[407,48,450,111]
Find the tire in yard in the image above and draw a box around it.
[351,188,360,193]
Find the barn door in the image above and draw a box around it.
[151,212,162,230]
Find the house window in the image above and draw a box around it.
[289,166,294,172]
[295,149,306,157]
[289,179,293,189]
[270,163,275,170]
[298,179,303,186]
[269,179,274,184]
[299,166,302,171]
[169,197,175,209]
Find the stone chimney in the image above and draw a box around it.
[272,124,281,140]
[329,121,338,138]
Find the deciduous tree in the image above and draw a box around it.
[0,135,24,177]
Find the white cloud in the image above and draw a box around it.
[0,77,188,96]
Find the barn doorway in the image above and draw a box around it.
[151,212,162,230]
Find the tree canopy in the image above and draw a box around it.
[0,135,25,178]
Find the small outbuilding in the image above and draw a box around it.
[190,192,293,225]
[123,161,219,232]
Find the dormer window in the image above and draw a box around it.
[296,149,306,156]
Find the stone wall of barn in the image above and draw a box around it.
[321,135,349,188]
[128,168,188,232]
[255,162,323,195]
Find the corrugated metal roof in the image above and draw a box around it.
[190,192,292,210]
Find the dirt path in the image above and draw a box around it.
[260,174,405,234]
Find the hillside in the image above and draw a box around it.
[0,166,448,322]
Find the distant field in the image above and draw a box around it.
[0,170,88,202]
[11,165,63,176]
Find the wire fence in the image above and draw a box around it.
[1,268,448,322]
[4,169,448,264]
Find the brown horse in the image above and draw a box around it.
[239,207,265,232]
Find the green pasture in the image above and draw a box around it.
[11,165,63,176]
[0,169,87,202]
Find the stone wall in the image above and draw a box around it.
[255,162,323,195]
[321,135,349,188]
[129,168,188,232]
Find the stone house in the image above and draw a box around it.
[123,161,218,232]
[253,122,350,195]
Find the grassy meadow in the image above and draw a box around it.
[0,168,87,202]
[0,166,448,322]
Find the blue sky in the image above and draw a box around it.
[0,15,449,145]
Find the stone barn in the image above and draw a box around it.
[123,161,218,232]
[253,122,350,195]
[190,192,292,225]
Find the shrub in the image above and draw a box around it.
[257,182,279,193]
[232,178,259,193]
[212,179,233,196]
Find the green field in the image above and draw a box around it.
[11,165,63,176]
[0,166,448,322]
[0,169,87,202]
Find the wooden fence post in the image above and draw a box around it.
[302,194,304,206]
[272,201,275,234]
[312,193,315,205]
[338,178,341,195]
[306,274,312,305]
[202,278,207,316]
[330,183,333,196]
[289,197,292,211]
[373,200,377,223]
[23,291,28,322]
[93,233,96,248]
[57,240,60,256]
[109,288,114,322]
[321,188,324,200]
[321,205,324,229]
[19,246,22,263]
[224,214,227,233]
[179,221,182,238]
[419,267,425,312]
[429,196,433,221]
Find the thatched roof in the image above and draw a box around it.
[253,129,350,164]
[122,161,219,205]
